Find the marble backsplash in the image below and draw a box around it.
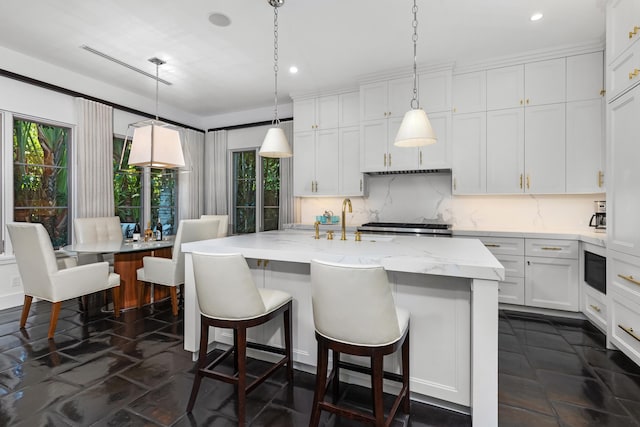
[297,173,605,230]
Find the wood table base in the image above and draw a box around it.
[114,247,172,309]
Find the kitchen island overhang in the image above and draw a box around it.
[182,230,504,426]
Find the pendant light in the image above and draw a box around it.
[394,0,437,147]
[259,0,293,158]
[127,58,185,168]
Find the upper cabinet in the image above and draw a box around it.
[293,95,339,133]
[567,52,604,102]
[607,0,640,66]
[339,91,360,127]
[453,71,486,114]
[486,65,525,110]
[360,77,412,122]
[418,71,452,113]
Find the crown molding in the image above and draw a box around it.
[358,62,456,85]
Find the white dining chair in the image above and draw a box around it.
[136,218,220,316]
[200,214,229,238]
[73,216,123,265]
[309,259,410,426]
[7,223,121,339]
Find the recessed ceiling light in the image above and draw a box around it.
[530,12,543,21]
[289,66,298,74]
[209,12,231,27]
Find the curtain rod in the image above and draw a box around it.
[0,68,205,133]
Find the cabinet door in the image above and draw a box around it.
[486,108,524,193]
[293,131,316,196]
[486,65,524,110]
[452,112,486,194]
[418,71,452,113]
[566,99,604,193]
[453,71,486,114]
[498,277,525,306]
[525,257,579,311]
[360,119,388,172]
[524,58,566,106]
[340,126,364,195]
[567,52,604,102]
[607,0,640,65]
[293,98,316,132]
[609,86,640,256]
[339,91,360,127]
[419,112,451,169]
[314,129,340,195]
[360,81,388,121]
[387,77,414,119]
[387,116,419,171]
[524,104,566,194]
[609,42,640,101]
[316,95,339,129]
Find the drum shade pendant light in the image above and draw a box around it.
[259,0,292,158]
[394,0,437,147]
[127,58,185,168]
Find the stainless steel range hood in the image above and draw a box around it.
[365,168,451,176]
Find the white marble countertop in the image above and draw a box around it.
[451,226,606,247]
[182,229,505,282]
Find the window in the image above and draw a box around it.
[13,118,70,248]
[232,149,280,234]
[114,136,178,237]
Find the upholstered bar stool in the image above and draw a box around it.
[200,214,229,238]
[186,252,293,426]
[309,259,410,427]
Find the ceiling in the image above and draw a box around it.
[0,0,606,121]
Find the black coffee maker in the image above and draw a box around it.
[589,200,606,232]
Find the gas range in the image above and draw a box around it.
[357,222,452,237]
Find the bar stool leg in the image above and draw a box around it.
[284,303,294,382]
[402,333,410,413]
[371,352,385,427]
[236,327,247,426]
[332,350,340,403]
[187,317,210,412]
[310,340,328,427]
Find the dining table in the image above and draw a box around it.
[63,239,174,310]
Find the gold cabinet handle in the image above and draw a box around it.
[520,99,523,105]
[526,98,530,104]
[630,26,640,39]
[619,324,640,342]
[257,259,262,267]
[484,243,501,248]
[453,107,457,113]
[629,69,640,80]
[589,304,601,313]
[419,150,423,165]
[383,153,387,167]
[541,247,563,251]
[526,174,530,189]
[388,153,391,166]
[600,89,606,96]
[618,274,640,287]
[453,177,457,191]
[519,174,523,189]
[264,260,269,268]
[598,170,604,188]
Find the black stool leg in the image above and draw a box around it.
[310,340,328,427]
[402,332,410,413]
[284,302,294,382]
[372,352,385,427]
[236,327,247,426]
[187,317,210,412]
[332,350,340,403]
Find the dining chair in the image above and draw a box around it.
[309,259,410,427]
[7,223,121,339]
[186,252,293,426]
[73,216,123,265]
[200,214,229,238]
[136,218,220,316]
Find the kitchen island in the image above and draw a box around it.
[182,230,504,426]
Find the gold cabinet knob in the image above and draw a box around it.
[526,99,530,104]
[629,69,640,80]
[520,99,523,105]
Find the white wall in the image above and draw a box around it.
[298,173,604,232]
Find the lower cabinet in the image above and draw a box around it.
[608,249,640,366]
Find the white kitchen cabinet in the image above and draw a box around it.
[608,85,640,257]
[339,126,366,196]
[293,128,340,196]
[486,65,525,110]
[453,71,486,114]
[418,112,451,170]
[608,249,640,366]
[360,77,412,122]
[608,41,640,101]
[524,103,566,194]
[524,58,566,106]
[360,115,417,172]
[452,112,486,194]
[418,70,452,113]
[606,0,640,66]
[567,52,604,102]
[339,91,360,127]
[486,108,525,194]
[524,239,580,311]
[293,95,339,133]
[566,99,605,193]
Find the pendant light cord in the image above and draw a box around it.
[155,62,160,120]
[273,5,280,125]
[411,0,419,110]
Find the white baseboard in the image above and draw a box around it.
[0,292,24,311]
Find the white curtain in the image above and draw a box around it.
[204,130,228,215]
[179,128,205,219]
[279,121,295,227]
[75,98,114,217]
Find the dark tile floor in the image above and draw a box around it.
[0,299,639,426]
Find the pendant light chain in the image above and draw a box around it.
[155,62,160,120]
[411,0,419,110]
[273,5,280,125]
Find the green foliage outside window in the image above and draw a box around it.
[113,137,141,234]
[13,119,69,248]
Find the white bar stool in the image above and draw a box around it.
[309,259,410,427]
[186,252,293,426]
